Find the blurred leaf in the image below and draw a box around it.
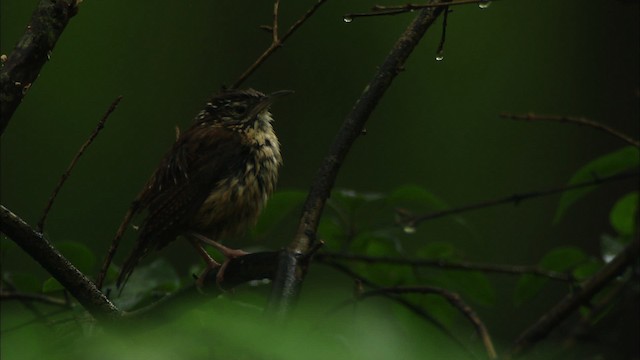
[417,242,457,260]
[572,258,603,281]
[388,185,449,212]
[112,258,180,311]
[540,246,587,271]
[444,271,496,306]
[317,216,346,251]
[609,191,638,236]
[514,275,547,307]
[252,190,306,237]
[42,277,64,292]
[515,247,586,305]
[554,146,639,223]
[56,241,96,274]
[332,189,386,209]
[4,272,40,293]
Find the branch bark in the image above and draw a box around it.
[0,205,120,321]
[509,237,640,357]
[0,0,79,135]
[267,3,447,316]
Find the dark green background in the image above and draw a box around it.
[1,0,638,356]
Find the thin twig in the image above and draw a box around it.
[435,6,450,60]
[403,170,639,227]
[361,286,497,359]
[501,112,640,148]
[38,95,123,232]
[509,237,640,357]
[344,0,491,21]
[231,0,329,89]
[317,252,572,281]
[0,291,69,307]
[319,261,475,357]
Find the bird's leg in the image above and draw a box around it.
[190,233,248,286]
[188,238,221,289]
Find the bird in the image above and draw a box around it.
[114,88,291,290]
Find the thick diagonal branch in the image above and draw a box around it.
[0,0,78,135]
[0,205,120,321]
[267,3,447,316]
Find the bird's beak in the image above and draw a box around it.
[268,90,295,100]
[251,90,294,118]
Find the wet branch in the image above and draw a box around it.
[501,112,640,148]
[509,237,640,357]
[231,0,329,89]
[0,0,79,135]
[0,205,120,321]
[400,170,639,227]
[317,252,573,281]
[267,3,448,318]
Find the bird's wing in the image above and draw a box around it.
[116,126,249,288]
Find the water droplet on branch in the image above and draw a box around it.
[479,1,492,9]
[343,16,353,23]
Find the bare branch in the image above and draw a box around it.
[360,286,497,359]
[267,5,448,317]
[317,252,573,281]
[509,237,640,357]
[231,0,329,89]
[501,112,640,148]
[0,0,79,135]
[402,170,639,227]
[38,95,123,232]
[0,205,120,321]
[0,291,69,307]
[344,0,491,21]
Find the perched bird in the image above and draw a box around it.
[114,88,290,289]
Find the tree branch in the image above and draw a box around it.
[0,205,120,321]
[509,237,640,357]
[0,290,69,307]
[360,286,497,359]
[38,95,123,232]
[317,252,573,281]
[0,0,79,135]
[501,112,640,148]
[401,170,639,227]
[268,3,447,317]
[231,0,329,89]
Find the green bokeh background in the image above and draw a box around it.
[1,0,638,356]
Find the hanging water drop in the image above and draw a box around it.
[435,53,444,61]
[478,1,492,9]
[343,15,353,23]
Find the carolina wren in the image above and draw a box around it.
[115,88,291,288]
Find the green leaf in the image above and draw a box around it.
[388,185,449,212]
[252,190,306,237]
[539,246,587,271]
[444,271,496,306]
[416,242,457,260]
[555,146,639,223]
[515,246,586,305]
[317,216,345,251]
[113,258,180,311]
[42,277,64,292]
[4,272,40,293]
[609,192,638,236]
[572,259,602,281]
[56,241,96,274]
